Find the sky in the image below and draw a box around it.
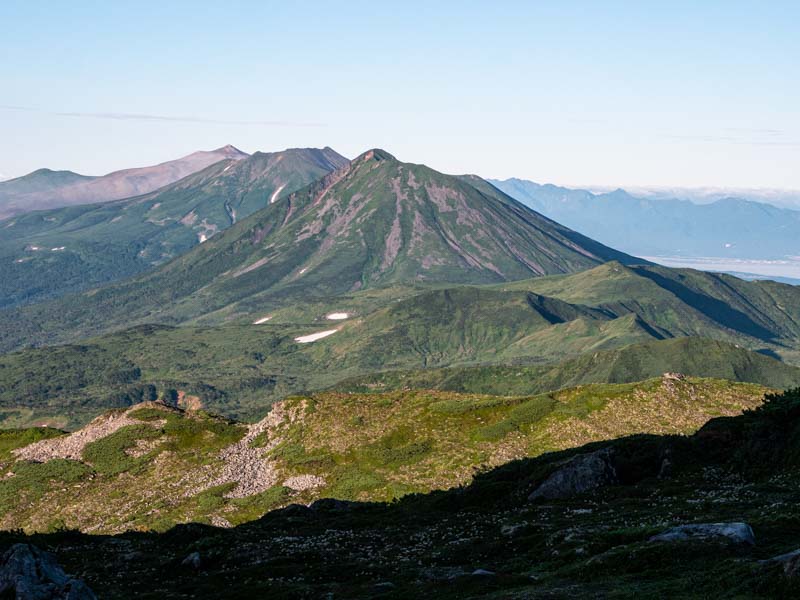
[1,1,799,189]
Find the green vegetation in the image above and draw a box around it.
[0,148,347,308]
[339,337,800,396]
[0,312,796,429]
[0,150,638,352]
[6,388,800,598]
[0,378,768,533]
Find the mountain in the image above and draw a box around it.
[600,183,800,209]
[0,168,93,200]
[0,376,768,533]
[0,147,348,307]
[0,149,645,348]
[7,388,800,598]
[0,145,248,219]
[490,178,800,261]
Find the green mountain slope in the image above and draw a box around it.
[10,389,800,599]
[0,147,347,307]
[0,377,768,533]
[1,259,800,429]
[0,149,644,350]
[1,313,797,431]
[338,337,800,396]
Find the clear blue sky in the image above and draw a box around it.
[1,1,798,189]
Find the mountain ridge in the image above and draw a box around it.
[0,148,646,349]
[490,177,800,261]
[0,145,250,219]
[0,147,349,308]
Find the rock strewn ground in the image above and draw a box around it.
[12,407,165,462]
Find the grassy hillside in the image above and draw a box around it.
[0,308,800,429]
[0,147,346,308]
[0,377,768,534]
[338,337,800,396]
[6,389,800,598]
[1,276,799,430]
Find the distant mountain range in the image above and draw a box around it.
[596,184,800,209]
[0,147,348,308]
[490,178,800,262]
[0,145,248,219]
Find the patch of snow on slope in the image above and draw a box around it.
[326,312,349,320]
[270,184,287,204]
[294,329,338,343]
[253,316,272,324]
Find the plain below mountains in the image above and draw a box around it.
[0,145,248,219]
[491,177,800,261]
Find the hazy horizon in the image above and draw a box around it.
[2,1,798,190]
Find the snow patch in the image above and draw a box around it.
[270,184,287,204]
[51,246,65,251]
[326,312,349,320]
[294,329,338,343]
[253,316,272,324]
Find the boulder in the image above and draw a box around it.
[181,552,202,570]
[649,522,755,545]
[761,548,800,577]
[0,543,97,599]
[528,449,617,501]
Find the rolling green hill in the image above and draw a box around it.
[0,147,347,308]
[1,314,796,431]
[0,376,769,534]
[1,259,800,429]
[338,337,800,396]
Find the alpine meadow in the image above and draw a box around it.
[1,3,800,598]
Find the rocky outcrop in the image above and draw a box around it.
[528,448,617,500]
[0,544,96,599]
[649,522,755,545]
[13,403,169,463]
[762,548,800,577]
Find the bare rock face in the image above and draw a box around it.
[528,448,617,501]
[0,543,97,599]
[649,522,755,545]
